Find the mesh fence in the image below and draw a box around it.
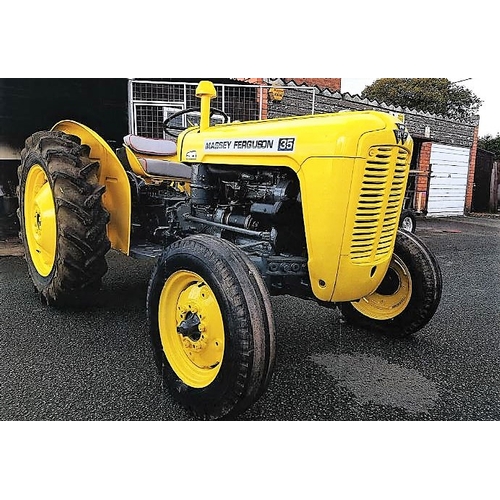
[128,80,316,138]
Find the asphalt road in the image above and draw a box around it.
[1,215,499,421]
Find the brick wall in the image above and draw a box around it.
[465,126,480,213]
[282,78,341,91]
[237,78,265,85]
[235,78,341,92]
[415,142,432,212]
[268,87,476,146]
[312,93,478,149]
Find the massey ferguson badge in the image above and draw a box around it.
[205,137,296,153]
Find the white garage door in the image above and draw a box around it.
[427,144,470,216]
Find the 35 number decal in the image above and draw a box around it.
[278,138,296,152]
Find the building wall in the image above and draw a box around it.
[238,78,341,92]
[281,78,341,91]
[1,78,482,217]
[465,126,479,213]
[308,90,478,148]
[267,80,479,215]
[473,148,496,212]
[413,132,479,215]
[416,142,433,213]
[0,78,129,158]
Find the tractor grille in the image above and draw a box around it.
[350,146,410,263]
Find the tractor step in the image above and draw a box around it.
[129,242,165,260]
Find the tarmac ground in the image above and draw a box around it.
[1,214,499,421]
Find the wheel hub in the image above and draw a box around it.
[35,211,42,230]
[352,254,412,320]
[158,270,225,388]
[376,267,400,296]
[177,311,202,342]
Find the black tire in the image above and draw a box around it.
[400,209,417,233]
[340,230,442,338]
[17,130,110,306]
[146,235,276,420]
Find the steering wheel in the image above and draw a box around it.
[163,107,230,138]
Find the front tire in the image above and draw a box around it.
[18,131,110,306]
[340,230,442,337]
[147,235,276,420]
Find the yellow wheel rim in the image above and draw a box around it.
[352,255,412,320]
[158,270,225,388]
[24,164,57,277]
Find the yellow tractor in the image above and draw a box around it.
[17,81,442,419]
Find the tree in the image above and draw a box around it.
[361,78,482,121]
[478,134,500,161]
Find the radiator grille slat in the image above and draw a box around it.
[350,146,410,263]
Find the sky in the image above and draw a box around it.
[341,78,498,138]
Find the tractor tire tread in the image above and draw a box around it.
[147,235,275,420]
[18,130,110,306]
[340,230,442,338]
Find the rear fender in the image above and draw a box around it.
[52,120,131,255]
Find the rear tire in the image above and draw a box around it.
[18,130,110,306]
[400,209,417,233]
[147,235,276,420]
[340,230,442,338]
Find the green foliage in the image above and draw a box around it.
[361,78,482,121]
[478,134,500,161]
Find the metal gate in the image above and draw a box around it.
[427,144,471,216]
[127,79,316,139]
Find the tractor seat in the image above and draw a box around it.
[137,158,192,179]
[124,134,177,156]
[123,134,191,179]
